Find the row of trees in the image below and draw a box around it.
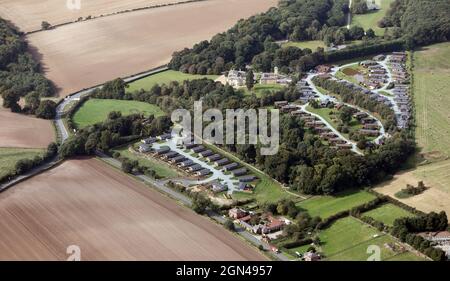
[392,212,448,261]
[0,142,58,184]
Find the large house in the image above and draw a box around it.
[226,70,246,87]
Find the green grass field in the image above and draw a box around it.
[0,148,45,178]
[296,190,376,218]
[73,99,165,128]
[127,70,218,92]
[319,217,425,261]
[351,0,394,36]
[242,84,286,97]
[363,203,416,226]
[414,43,450,159]
[113,143,180,179]
[283,40,326,51]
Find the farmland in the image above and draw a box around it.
[362,203,416,226]
[414,43,450,159]
[296,190,376,218]
[0,158,266,261]
[0,148,45,178]
[127,70,218,92]
[319,217,425,261]
[0,0,190,32]
[27,0,278,97]
[0,103,55,148]
[351,0,394,36]
[72,99,165,128]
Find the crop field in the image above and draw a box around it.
[362,203,415,226]
[127,70,218,92]
[113,143,181,179]
[296,190,376,218]
[0,102,55,148]
[0,148,45,178]
[374,168,450,216]
[72,99,165,128]
[414,43,450,159]
[0,158,266,261]
[0,0,189,32]
[351,0,394,36]
[27,0,278,97]
[319,217,424,261]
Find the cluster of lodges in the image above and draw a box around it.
[229,208,289,235]
[297,80,319,103]
[353,111,381,137]
[274,101,354,150]
[226,67,292,87]
[389,52,409,84]
[359,58,388,89]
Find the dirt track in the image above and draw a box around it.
[0,101,54,148]
[0,158,266,261]
[27,0,277,97]
[0,0,190,32]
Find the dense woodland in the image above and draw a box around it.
[380,0,450,46]
[0,18,55,117]
[168,0,385,74]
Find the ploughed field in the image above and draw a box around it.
[0,158,266,261]
[0,0,191,32]
[27,0,278,97]
[0,101,55,148]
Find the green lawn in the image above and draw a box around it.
[113,143,180,179]
[296,190,376,218]
[72,99,165,128]
[0,148,45,178]
[319,217,424,261]
[127,70,218,92]
[363,203,416,227]
[414,43,450,159]
[283,40,326,51]
[242,84,286,97]
[351,0,394,36]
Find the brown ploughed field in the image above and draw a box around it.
[27,0,277,97]
[0,0,191,32]
[0,158,266,261]
[0,101,54,148]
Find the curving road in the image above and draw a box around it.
[55,66,169,142]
